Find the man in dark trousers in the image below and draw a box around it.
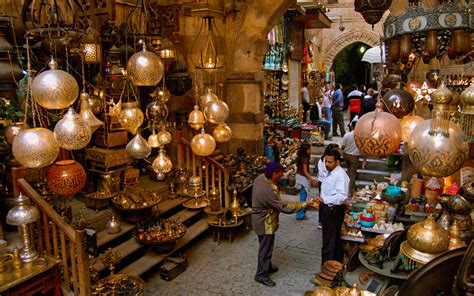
[331,84,346,137]
[313,149,349,264]
[252,162,307,287]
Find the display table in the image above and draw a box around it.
[209,220,243,244]
[358,250,408,280]
[0,255,61,295]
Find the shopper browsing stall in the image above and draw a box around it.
[295,142,318,220]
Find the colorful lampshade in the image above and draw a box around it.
[54,108,91,150]
[188,105,206,130]
[79,92,104,134]
[213,123,232,143]
[127,45,164,87]
[119,102,144,135]
[31,59,79,110]
[46,160,87,196]
[152,146,173,174]
[126,133,151,159]
[12,128,60,168]
[191,128,216,156]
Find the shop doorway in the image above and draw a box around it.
[332,42,371,89]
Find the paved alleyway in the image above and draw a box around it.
[145,193,323,296]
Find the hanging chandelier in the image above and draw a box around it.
[192,16,225,71]
[354,0,392,28]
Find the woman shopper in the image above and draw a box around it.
[295,142,317,220]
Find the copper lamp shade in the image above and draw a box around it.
[46,160,87,196]
[382,88,415,118]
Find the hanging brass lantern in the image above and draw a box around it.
[200,88,218,108]
[354,103,402,157]
[127,44,164,87]
[119,102,144,135]
[382,88,415,118]
[126,133,151,159]
[108,99,122,117]
[191,128,216,157]
[213,123,232,143]
[146,100,168,122]
[157,126,172,146]
[5,122,29,145]
[54,107,91,150]
[460,80,474,142]
[81,26,102,64]
[31,59,79,110]
[204,98,229,124]
[448,221,467,250]
[430,81,453,137]
[88,88,105,115]
[160,38,176,60]
[408,119,468,177]
[79,92,104,134]
[152,146,173,174]
[400,115,424,143]
[12,128,60,168]
[191,16,225,70]
[188,105,206,130]
[148,130,160,148]
[354,0,392,27]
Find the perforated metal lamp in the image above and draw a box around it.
[6,193,40,262]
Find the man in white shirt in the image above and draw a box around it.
[341,120,362,194]
[322,83,333,127]
[301,82,311,123]
[314,149,349,264]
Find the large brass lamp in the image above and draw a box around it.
[6,193,40,263]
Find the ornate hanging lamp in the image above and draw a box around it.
[157,125,172,146]
[81,26,102,64]
[382,87,415,119]
[79,91,104,134]
[430,81,453,137]
[46,160,87,197]
[459,80,474,143]
[126,133,151,159]
[119,102,144,135]
[203,97,229,124]
[400,114,424,143]
[12,128,60,168]
[148,129,160,148]
[146,99,168,123]
[354,0,392,28]
[200,88,218,108]
[192,16,225,71]
[213,123,232,143]
[191,128,216,157]
[5,122,29,145]
[54,107,92,150]
[127,42,164,87]
[188,105,206,130]
[152,146,173,175]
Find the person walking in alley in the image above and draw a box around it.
[331,84,346,137]
[301,82,311,123]
[252,162,308,287]
[347,84,363,122]
[341,120,362,194]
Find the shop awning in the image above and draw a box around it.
[362,46,386,64]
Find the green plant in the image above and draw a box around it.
[0,99,23,121]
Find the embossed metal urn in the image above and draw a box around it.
[12,128,60,168]
[46,160,87,196]
[127,45,164,87]
[54,108,92,150]
[31,59,79,110]
[408,119,468,177]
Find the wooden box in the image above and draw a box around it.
[86,147,132,168]
[123,168,140,179]
[159,256,188,281]
[94,130,128,147]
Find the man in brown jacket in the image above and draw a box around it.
[252,162,308,287]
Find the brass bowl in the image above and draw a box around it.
[92,274,145,295]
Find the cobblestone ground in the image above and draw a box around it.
[144,192,322,296]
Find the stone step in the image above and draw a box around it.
[118,217,209,277]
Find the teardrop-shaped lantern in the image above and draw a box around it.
[127,45,164,87]
[146,100,168,122]
[54,107,91,150]
[204,99,229,124]
[119,102,144,134]
[126,133,151,159]
[191,128,216,156]
[354,103,402,157]
[200,88,217,108]
[79,92,104,134]
[12,128,60,168]
[188,105,205,130]
[157,126,172,146]
[152,146,173,174]
[213,123,232,143]
[400,115,424,143]
[148,130,160,148]
[31,59,79,110]
[5,122,29,145]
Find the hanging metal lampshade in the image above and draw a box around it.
[46,160,87,196]
[79,92,104,134]
[354,102,402,157]
[127,44,164,87]
[459,80,474,143]
[213,123,232,143]
[408,119,468,177]
[400,114,424,143]
[81,26,102,64]
[5,122,29,145]
[430,81,454,137]
[31,59,79,110]
[152,146,173,174]
[354,0,392,27]
[200,88,218,108]
[12,128,60,168]
[382,88,415,118]
[191,16,225,70]
[88,88,105,115]
[126,133,151,159]
[188,105,206,130]
[108,99,122,117]
[191,128,216,156]
[54,107,92,150]
[160,38,176,60]
[157,126,172,146]
[119,102,144,134]
[146,100,168,122]
[148,130,160,148]
[204,98,229,124]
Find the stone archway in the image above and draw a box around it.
[322,30,381,71]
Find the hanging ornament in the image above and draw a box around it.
[157,126,172,146]
[200,88,218,108]
[354,0,392,27]
[354,102,402,157]
[204,98,229,124]
[148,130,160,148]
[152,146,173,174]
[382,88,415,118]
[213,123,232,143]
[12,128,60,168]
[408,120,468,177]
[126,133,151,159]
[5,122,29,145]
[79,92,104,134]
[191,128,216,156]
[127,43,164,87]
[54,108,91,150]
[459,80,474,142]
[188,105,206,130]
[430,81,453,137]
[157,88,171,103]
[31,59,79,110]
[146,100,168,122]
[80,26,102,64]
[88,88,105,115]
[108,99,122,117]
[46,160,86,196]
[119,102,144,134]
[400,115,424,143]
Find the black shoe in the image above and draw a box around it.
[269,266,279,273]
[255,277,276,287]
[333,134,340,137]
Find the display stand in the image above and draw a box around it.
[209,219,243,244]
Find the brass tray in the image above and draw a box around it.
[92,274,145,296]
